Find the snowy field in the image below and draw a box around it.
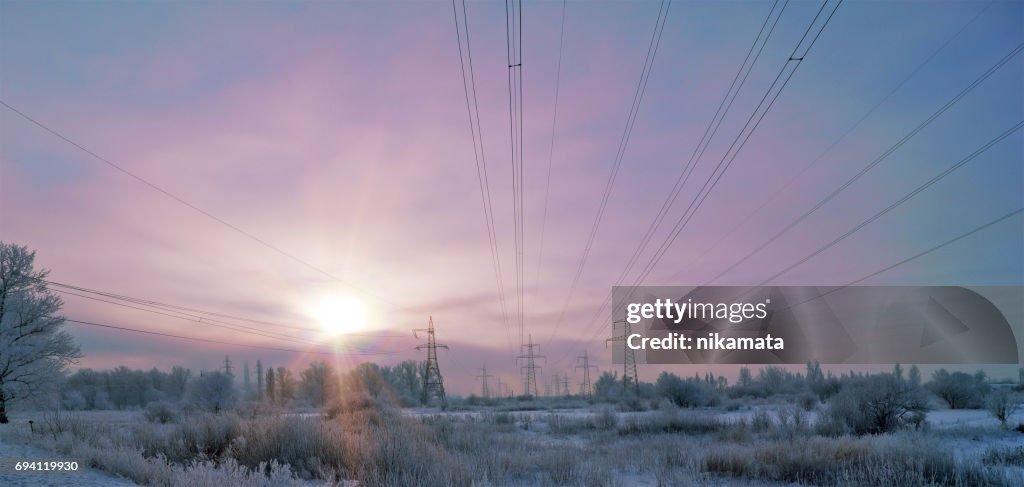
[0,404,1023,486]
[0,431,136,487]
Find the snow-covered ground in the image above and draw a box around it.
[0,432,136,487]
[2,406,1022,486]
[929,408,1024,429]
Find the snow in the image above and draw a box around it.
[0,433,137,487]
[927,408,1024,429]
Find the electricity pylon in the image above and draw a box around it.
[562,376,570,397]
[415,316,448,407]
[222,355,233,377]
[606,320,639,394]
[477,365,492,399]
[495,378,508,398]
[576,349,596,397]
[517,334,544,397]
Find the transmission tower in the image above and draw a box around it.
[606,320,639,394]
[562,376,570,397]
[517,334,544,397]
[415,316,448,407]
[222,355,233,377]
[576,349,596,397]
[477,365,492,399]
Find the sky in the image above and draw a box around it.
[1,0,1022,393]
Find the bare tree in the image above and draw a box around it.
[985,389,1021,428]
[0,243,81,423]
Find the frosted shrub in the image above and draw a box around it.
[144,401,179,424]
[173,458,304,487]
[823,374,928,435]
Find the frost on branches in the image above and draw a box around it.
[0,242,81,423]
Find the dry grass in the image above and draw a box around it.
[703,433,1009,486]
[4,402,1021,487]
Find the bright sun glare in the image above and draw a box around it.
[308,294,368,335]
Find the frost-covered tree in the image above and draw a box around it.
[276,366,295,401]
[908,365,922,387]
[266,367,276,401]
[593,371,620,400]
[184,371,236,412]
[0,242,81,423]
[655,372,718,408]
[927,369,990,409]
[738,367,752,389]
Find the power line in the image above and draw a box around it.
[451,0,514,351]
[52,287,329,346]
[676,2,995,281]
[559,0,842,365]
[0,100,393,307]
[551,0,672,339]
[709,38,1024,284]
[753,118,1023,287]
[63,317,405,357]
[516,0,525,346]
[534,0,567,302]
[545,0,784,348]
[505,0,526,345]
[632,0,840,288]
[50,287,406,359]
[40,278,405,337]
[51,288,405,360]
[610,0,786,291]
[777,207,1023,313]
[41,277,406,355]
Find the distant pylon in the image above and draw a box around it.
[576,349,596,397]
[477,365,492,399]
[223,355,233,377]
[414,316,448,407]
[606,320,639,394]
[562,376,570,397]
[517,334,544,397]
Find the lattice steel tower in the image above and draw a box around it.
[517,334,544,397]
[477,365,492,399]
[576,349,596,397]
[415,316,448,407]
[606,320,639,394]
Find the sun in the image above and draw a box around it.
[307,294,368,335]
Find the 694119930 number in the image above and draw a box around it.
[14,461,79,471]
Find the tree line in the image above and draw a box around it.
[58,359,432,413]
